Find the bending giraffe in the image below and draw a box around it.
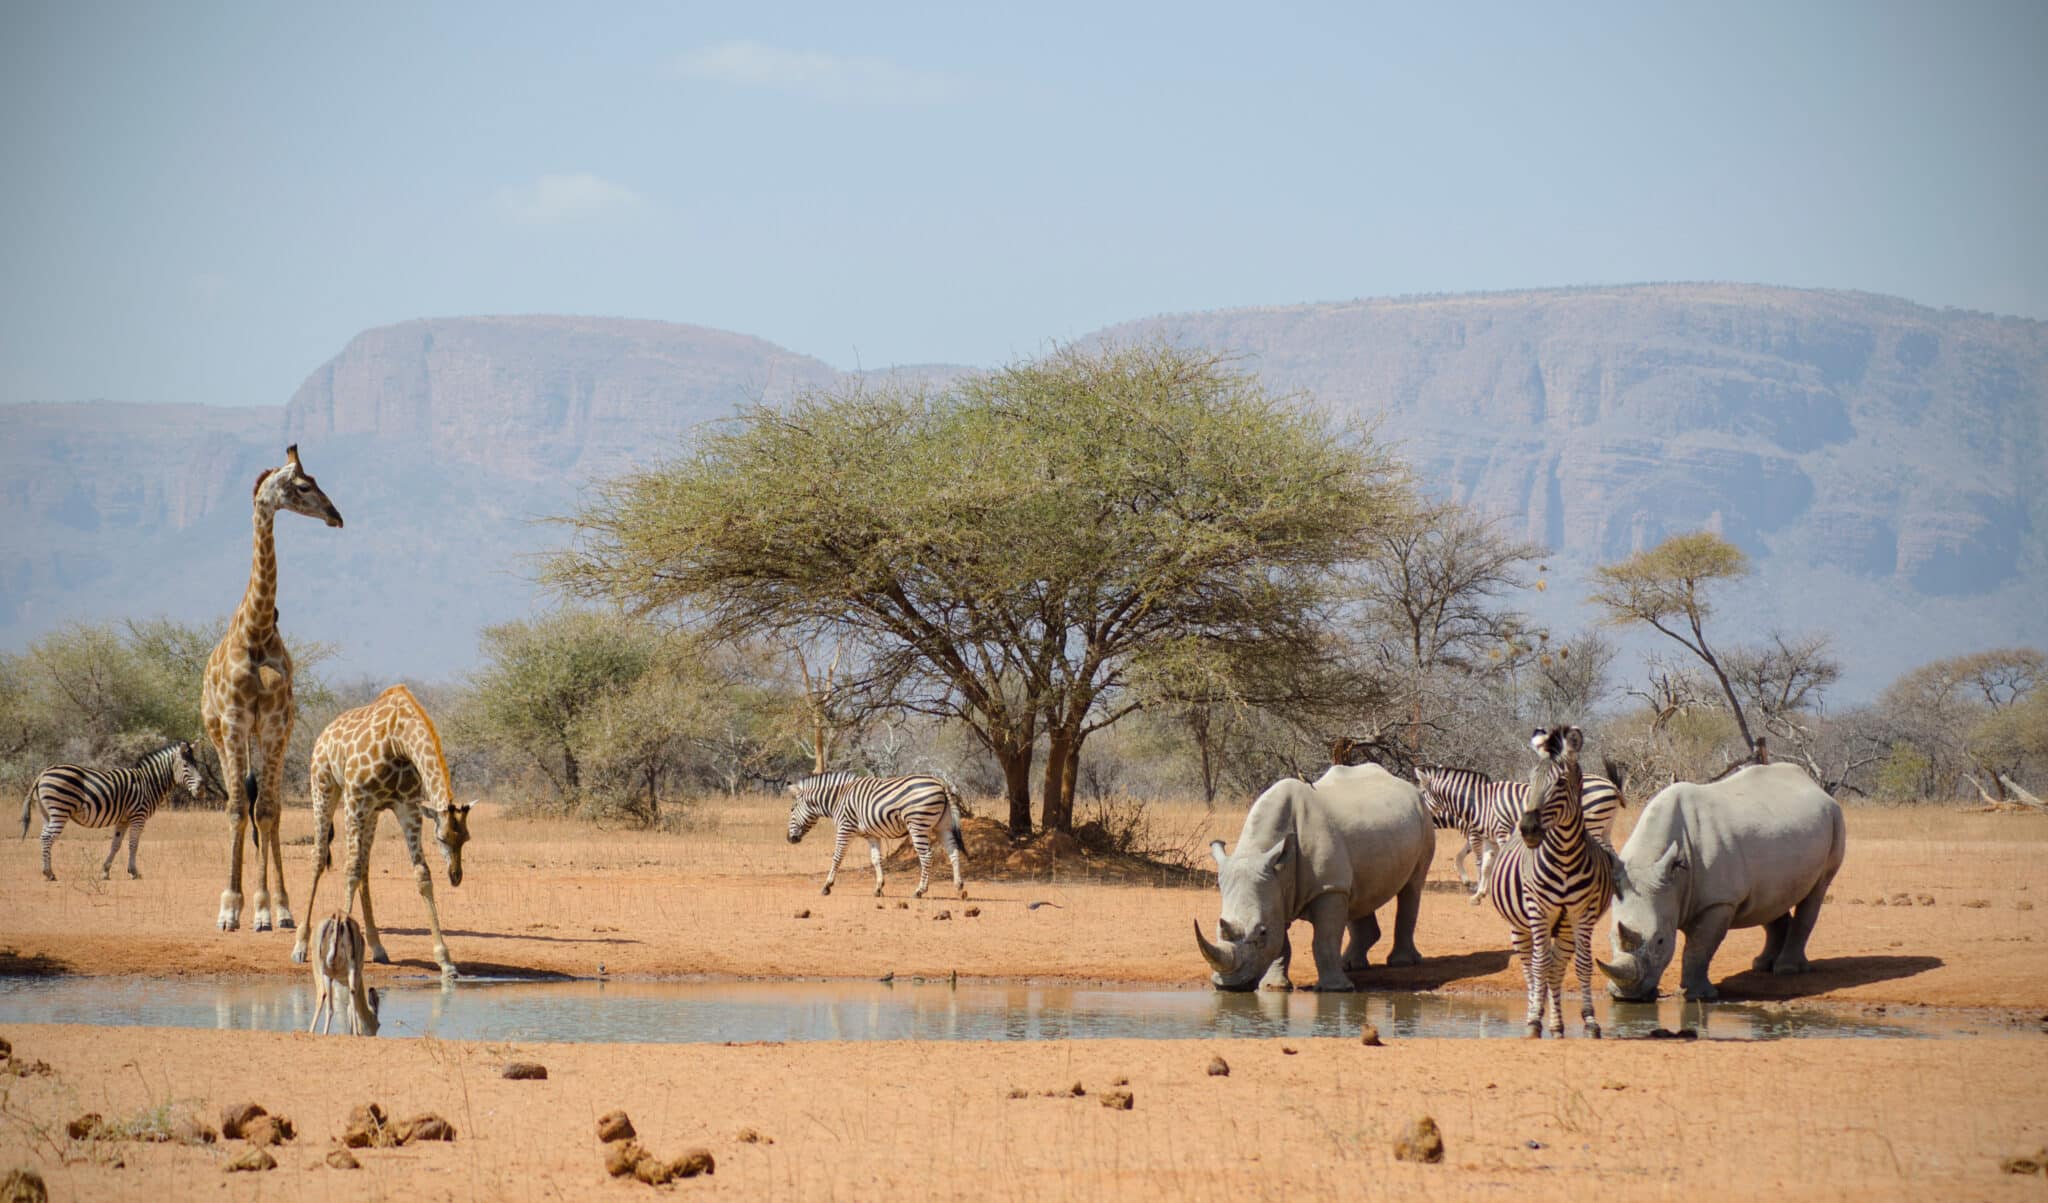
[202,444,343,931]
[291,685,472,977]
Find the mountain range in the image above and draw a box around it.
[3,284,2041,700]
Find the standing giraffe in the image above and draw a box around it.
[291,685,472,977]
[202,444,343,932]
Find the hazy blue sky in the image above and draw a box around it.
[2,1,2042,407]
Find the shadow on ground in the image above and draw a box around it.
[1715,954,1944,1000]
[0,948,70,976]
[392,958,580,981]
[376,927,641,946]
[1352,949,1512,991]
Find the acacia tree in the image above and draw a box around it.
[547,342,1409,834]
[1589,531,1762,754]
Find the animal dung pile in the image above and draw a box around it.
[340,1101,454,1149]
[2,1167,48,1203]
[1206,1056,1230,1077]
[734,1127,773,1144]
[65,1114,101,1140]
[2002,1149,2047,1175]
[223,1146,277,1173]
[1360,1023,1384,1047]
[325,1147,361,1170]
[502,1061,548,1080]
[964,906,982,918]
[934,910,952,921]
[219,1102,266,1139]
[1099,1089,1135,1111]
[1392,1116,1444,1164]
[221,1103,296,1147]
[597,1108,715,1185]
[794,909,812,919]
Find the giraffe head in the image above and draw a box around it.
[431,801,473,887]
[254,444,344,528]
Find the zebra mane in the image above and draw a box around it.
[793,770,856,795]
[137,742,189,769]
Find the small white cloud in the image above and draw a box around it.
[674,40,957,105]
[494,173,647,224]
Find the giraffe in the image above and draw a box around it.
[291,685,472,977]
[202,444,343,932]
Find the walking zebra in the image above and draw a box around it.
[787,772,968,899]
[19,741,207,882]
[1417,759,1627,902]
[1484,726,1614,1039]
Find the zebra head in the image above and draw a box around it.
[1520,726,1583,848]
[254,444,344,528]
[431,802,472,887]
[786,779,834,844]
[170,741,206,801]
[1413,766,1453,824]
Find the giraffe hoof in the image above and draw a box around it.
[252,918,272,933]
[289,943,308,965]
[276,915,295,931]
[370,947,391,965]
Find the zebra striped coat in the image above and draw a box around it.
[20,741,207,882]
[1484,727,1614,1038]
[1417,762,1626,900]
[788,772,968,900]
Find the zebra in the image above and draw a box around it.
[1418,759,1628,903]
[787,771,968,900]
[1484,726,1614,1039]
[19,741,207,882]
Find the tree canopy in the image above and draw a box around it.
[547,342,1411,832]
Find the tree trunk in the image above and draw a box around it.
[563,747,581,791]
[1041,729,1073,833]
[1192,708,1218,808]
[999,745,1034,836]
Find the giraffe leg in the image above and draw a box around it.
[909,830,933,899]
[102,823,127,879]
[343,802,389,964]
[291,774,341,964]
[867,837,884,896]
[253,739,293,931]
[217,740,250,930]
[125,818,145,879]
[399,806,456,977]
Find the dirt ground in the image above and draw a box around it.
[3,796,2046,1007]
[3,795,2047,1199]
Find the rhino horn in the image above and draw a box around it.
[1595,957,1636,987]
[1194,918,1239,974]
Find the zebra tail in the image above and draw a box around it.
[944,788,968,858]
[1602,758,1627,806]
[18,783,37,838]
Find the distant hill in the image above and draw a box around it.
[2,286,2041,695]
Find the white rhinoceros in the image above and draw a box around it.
[1598,762,1846,1002]
[1194,762,1434,992]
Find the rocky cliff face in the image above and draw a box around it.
[3,287,2041,691]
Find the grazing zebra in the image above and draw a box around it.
[1484,726,1614,1039]
[787,772,968,899]
[19,741,207,882]
[1418,760,1628,902]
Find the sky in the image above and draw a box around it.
[2,0,2044,408]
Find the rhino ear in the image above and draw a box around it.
[1653,841,1687,884]
[1210,840,1229,870]
[1258,835,1294,876]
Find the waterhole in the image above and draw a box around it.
[0,976,2013,1042]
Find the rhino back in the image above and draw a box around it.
[1651,765,1845,928]
[1304,763,1435,914]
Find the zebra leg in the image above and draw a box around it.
[125,818,145,879]
[909,830,934,899]
[1515,926,1542,1037]
[39,813,63,881]
[102,822,127,879]
[866,837,885,896]
[944,811,967,899]
[822,826,849,896]
[1544,923,1570,1036]
[1452,833,1474,888]
[1471,837,1494,905]
[1574,912,1601,1038]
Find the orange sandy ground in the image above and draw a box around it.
[3,797,2047,1199]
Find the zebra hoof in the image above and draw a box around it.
[1586,1023,1602,1040]
[1523,1022,1542,1039]
[42,871,55,883]
[820,883,833,896]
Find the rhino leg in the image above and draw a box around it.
[1342,913,1379,974]
[1305,894,1357,992]
[1752,914,1792,973]
[1259,934,1294,992]
[1385,854,1427,967]
[1680,903,1735,1001]
[1776,872,1833,974]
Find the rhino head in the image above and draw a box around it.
[1597,841,1687,1001]
[1195,834,1296,991]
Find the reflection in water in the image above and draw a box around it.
[0,976,1991,1044]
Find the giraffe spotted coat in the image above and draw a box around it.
[291,684,472,976]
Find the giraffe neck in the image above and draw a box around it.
[392,707,455,811]
[231,502,280,646]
